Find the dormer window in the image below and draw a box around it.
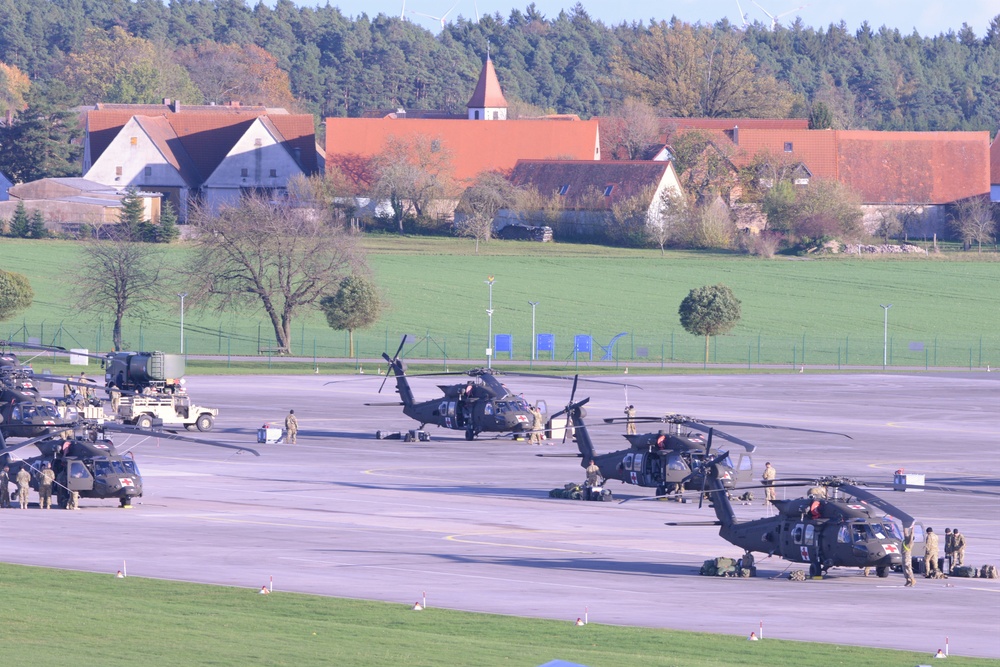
[558,185,569,196]
[269,169,277,178]
[784,142,793,153]
[241,168,249,177]
[603,185,614,197]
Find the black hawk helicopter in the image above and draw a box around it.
[664,460,1000,579]
[0,420,259,508]
[553,394,848,496]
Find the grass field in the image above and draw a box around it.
[3,563,990,667]
[1,237,997,367]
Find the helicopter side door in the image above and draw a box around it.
[620,452,657,487]
[64,460,94,492]
[783,521,818,563]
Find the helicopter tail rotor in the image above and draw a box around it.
[378,337,407,394]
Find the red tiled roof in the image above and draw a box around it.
[728,129,840,179]
[660,117,809,131]
[837,131,990,204]
[87,108,318,181]
[325,118,600,183]
[991,132,1000,186]
[467,57,508,109]
[132,116,201,185]
[508,160,672,210]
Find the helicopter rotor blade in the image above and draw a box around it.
[102,422,260,456]
[378,337,407,394]
[837,483,914,529]
[697,420,853,439]
[561,375,580,444]
[664,521,723,526]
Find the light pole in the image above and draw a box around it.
[178,292,188,354]
[880,303,892,368]
[528,301,539,362]
[485,276,494,368]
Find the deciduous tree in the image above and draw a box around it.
[186,195,364,354]
[0,269,33,322]
[678,284,742,364]
[176,42,296,108]
[371,135,455,232]
[951,196,995,251]
[603,98,661,160]
[0,62,30,117]
[319,275,384,357]
[74,229,165,351]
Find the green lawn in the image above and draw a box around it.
[2,563,989,667]
[1,237,997,367]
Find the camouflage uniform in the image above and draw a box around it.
[924,528,940,577]
[38,465,56,509]
[944,528,954,573]
[901,526,916,586]
[762,462,776,502]
[110,385,121,413]
[952,530,965,568]
[530,407,545,445]
[16,468,31,509]
[0,466,10,508]
[624,405,636,435]
[585,461,602,487]
[284,410,298,444]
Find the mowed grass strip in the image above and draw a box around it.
[0,563,988,667]
[1,238,997,364]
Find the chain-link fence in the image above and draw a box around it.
[4,320,996,370]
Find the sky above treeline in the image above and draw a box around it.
[287,0,997,38]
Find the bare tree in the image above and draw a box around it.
[649,190,688,254]
[75,230,165,350]
[873,206,903,243]
[186,195,363,354]
[371,135,455,231]
[951,196,995,252]
[603,98,661,160]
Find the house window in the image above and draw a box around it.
[492,111,499,120]
[269,169,277,178]
[603,185,614,197]
[474,110,480,120]
[130,136,138,146]
[144,166,152,177]
[558,185,570,196]
[241,168,249,177]
[254,138,262,147]
[115,166,123,176]
[784,142,793,152]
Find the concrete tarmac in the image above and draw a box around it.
[3,372,998,658]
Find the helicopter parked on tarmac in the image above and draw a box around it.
[0,420,259,508]
[369,340,636,441]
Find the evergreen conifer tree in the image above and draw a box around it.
[9,201,30,238]
[28,209,46,238]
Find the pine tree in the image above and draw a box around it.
[28,209,46,238]
[8,201,30,238]
[117,187,146,240]
[155,199,180,243]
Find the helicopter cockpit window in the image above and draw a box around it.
[510,399,528,412]
[804,524,816,545]
[738,455,753,471]
[883,522,902,540]
[11,406,20,420]
[837,525,850,543]
[622,453,634,470]
[122,460,138,475]
[93,461,111,477]
[39,405,59,418]
[720,455,735,468]
[484,403,494,416]
[852,524,868,543]
[666,453,687,471]
[792,524,804,545]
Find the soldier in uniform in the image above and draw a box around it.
[109,384,122,413]
[762,462,777,504]
[924,526,940,578]
[0,465,10,508]
[16,466,31,509]
[530,406,545,445]
[952,529,966,568]
[38,462,56,509]
[284,409,298,444]
[624,405,637,435]
[901,525,916,586]
[585,460,602,487]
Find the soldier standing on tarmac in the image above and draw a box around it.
[38,463,56,509]
[109,384,121,413]
[762,462,777,504]
[924,527,940,578]
[0,465,10,508]
[624,405,637,435]
[284,409,298,444]
[902,525,916,587]
[952,529,966,569]
[530,406,545,445]
[16,467,31,509]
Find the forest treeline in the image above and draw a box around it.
[0,0,998,133]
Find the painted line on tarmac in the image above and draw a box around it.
[885,422,999,434]
[445,531,591,554]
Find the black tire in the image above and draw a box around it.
[809,562,822,577]
[136,414,153,430]
[375,430,384,440]
[876,566,889,578]
[196,414,214,432]
[57,488,68,509]
[120,497,132,508]
[465,429,475,441]
[655,485,667,497]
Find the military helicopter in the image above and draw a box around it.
[0,420,259,508]
[554,396,848,497]
[0,386,76,442]
[666,462,1000,579]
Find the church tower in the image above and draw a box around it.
[466,55,508,121]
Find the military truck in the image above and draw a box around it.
[117,392,218,431]
[103,351,218,431]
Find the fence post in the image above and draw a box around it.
[748,345,751,370]
[793,344,797,370]
[661,341,664,370]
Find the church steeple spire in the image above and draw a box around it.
[467,55,507,120]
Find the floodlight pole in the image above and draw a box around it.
[880,304,892,369]
[485,276,494,369]
[178,292,188,355]
[529,301,539,362]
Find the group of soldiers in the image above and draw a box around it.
[921,526,968,578]
[0,461,64,510]
[527,405,546,445]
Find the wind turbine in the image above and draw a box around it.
[735,0,750,28]
[409,1,460,29]
[751,1,807,30]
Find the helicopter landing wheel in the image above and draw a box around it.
[120,497,132,508]
[876,566,889,578]
[655,485,667,497]
[465,429,475,441]
[57,489,68,509]
[809,562,822,577]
